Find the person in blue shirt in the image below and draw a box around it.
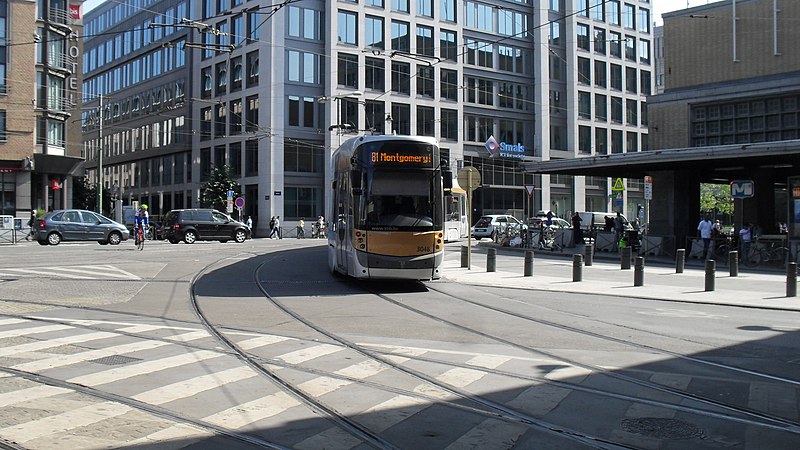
[133,204,150,241]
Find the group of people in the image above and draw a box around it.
[697,215,757,260]
[266,215,326,239]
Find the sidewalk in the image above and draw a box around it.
[440,241,800,311]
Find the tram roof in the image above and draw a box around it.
[520,140,800,181]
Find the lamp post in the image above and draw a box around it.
[97,93,103,215]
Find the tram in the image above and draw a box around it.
[328,135,452,280]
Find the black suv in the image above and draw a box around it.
[162,209,250,244]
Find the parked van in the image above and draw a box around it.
[578,211,632,231]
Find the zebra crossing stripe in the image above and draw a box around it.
[40,266,139,279]
[203,391,302,429]
[0,324,74,339]
[359,395,430,433]
[1,268,96,279]
[132,367,259,405]
[0,402,132,444]
[0,331,118,358]
[12,340,173,373]
[276,344,345,364]
[124,423,213,447]
[0,318,28,326]
[66,350,225,387]
[236,334,293,350]
[0,385,72,408]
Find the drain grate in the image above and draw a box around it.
[621,417,704,440]
[89,355,142,366]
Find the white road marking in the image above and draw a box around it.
[67,350,225,386]
[276,344,345,364]
[0,268,96,279]
[0,385,73,408]
[12,340,173,373]
[360,395,430,432]
[0,331,118,358]
[132,366,259,405]
[236,334,293,350]
[0,324,74,339]
[0,318,28,326]
[202,391,302,429]
[0,402,132,444]
[124,423,212,447]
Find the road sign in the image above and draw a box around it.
[612,177,625,191]
[457,167,481,191]
[730,180,754,198]
[227,190,234,198]
[234,197,245,208]
[644,176,653,200]
[524,184,535,197]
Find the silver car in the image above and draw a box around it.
[471,214,527,240]
[33,209,130,246]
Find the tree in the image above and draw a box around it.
[72,176,112,215]
[200,166,240,212]
[700,183,734,220]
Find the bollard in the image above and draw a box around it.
[787,262,797,298]
[573,254,583,282]
[584,242,593,266]
[461,246,468,268]
[524,251,534,277]
[634,257,644,286]
[487,248,496,272]
[729,251,738,277]
[705,259,715,292]
[620,246,632,270]
[676,249,686,273]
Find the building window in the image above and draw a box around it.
[365,15,384,49]
[579,126,591,154]
[441,0,455,21]
[440,30,457,61]
[577,57,591,84]
[285,187,323,220]
[591,0,605,21]
[639,39,651,64]
[626,131,638,152]
[391,20,410,52]
[247,52,259,86]
[594,27,606,55]
[595,94,607,121]
[440,108,457,140]
[288,96,300,126]
[608,0,620,25]
[365,57,385,90]
[337,53,358,88]
[625,35,636,61]
[391,61,410,95]
[610,64,622,90]
[440,69,458,101]
[390,102,410,135]
[595,128,607,154]
[416,106,434,136]
[201,67,212,98]
[338,10,357,45]
[610,31,621,58]
[392,0,409,13]
[417,65,434,97]
[215,104,226,137]
[611,129,623,153]
[638,8,650,33]
[364,100,385,134]
[594,60,606,88]
[626,99,638,126]
[216,62,227,95]
[623,3,635,29]
[611,97,623,123]
[416,25,434,57]
[284,139,324,173]
[246,95,258,132]
[577,23,589,51]
[231,58,242,91]
[230,99,242,134]
[0,110,5,141]
[200,107,211,140]
[579,92,591,119]
[245,140,258,176]
[626,67,637,94]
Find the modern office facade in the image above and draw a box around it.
[0,0,84,217]
[82,0,652,235]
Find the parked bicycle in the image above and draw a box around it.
[741,239,788,268]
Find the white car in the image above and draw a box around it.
[471,215,527,240]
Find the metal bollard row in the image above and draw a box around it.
[487,248,496,272]
[584,243,593,266]
[705,259,715,291]
[573,254,583,282]
[729,250,738,277]
[524,251,534,277]
[788,262,797,298]
[634,256,644,286]
[676,249,685,273]
[620,247,632,270]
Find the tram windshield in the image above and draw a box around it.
[359,171,442,231]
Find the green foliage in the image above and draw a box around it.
[700,183,734,216]
[200,166,240,212]
[72,176,112,215]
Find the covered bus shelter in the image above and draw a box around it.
[521,140,800,255]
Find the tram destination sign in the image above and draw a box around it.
[369,149,433,167]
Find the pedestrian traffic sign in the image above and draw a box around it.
[612,178,625,191]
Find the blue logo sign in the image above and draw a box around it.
[730,180,754,198]
[485,135,526,159]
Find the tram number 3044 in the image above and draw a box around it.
[417,246,431,252]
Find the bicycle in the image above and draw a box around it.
[741,239,787,268]
[135,226,145,251]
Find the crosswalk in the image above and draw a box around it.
[0,265,140,280]
[1,316,778,448]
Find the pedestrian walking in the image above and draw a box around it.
[268,215,282,239]
[571,212,583,245]
[24,210,36,241]
[245,215,253,230]
[739,223,753,259]
[269,216,276,239]
[297,218,305,238]
[697,215,713,260]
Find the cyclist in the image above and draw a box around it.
[133,204,150,243]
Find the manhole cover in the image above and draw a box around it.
[89,355,142,366]
[621,417,704,440]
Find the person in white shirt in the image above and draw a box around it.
[697,215,714,260]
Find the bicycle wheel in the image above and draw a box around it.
[768,247,788,268]
[742,248,761,267]
[137,230,144,251]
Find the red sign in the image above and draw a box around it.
[51,180,60,190]
[68,4,81,20]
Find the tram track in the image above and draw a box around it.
[365,281,800,434]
